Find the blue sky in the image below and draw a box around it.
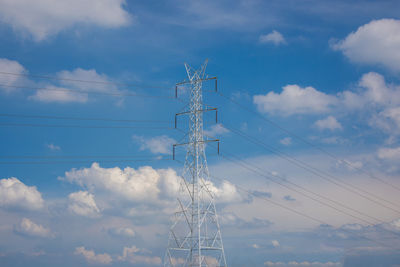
[1,0,400,266]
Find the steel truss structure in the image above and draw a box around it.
[164,60,227,267]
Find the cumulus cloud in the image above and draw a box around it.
[62,163,181,204]
[259,30,286,45]
[0,0,131,41]
[253,84,337,116]
[204,123,229,137]
[75,246,112,265]
[14,218,52,238]
[68,191,101,218]
[314,116,342,131]
[254,72,400,116]
[332,19,400,72]
[0,58,26,92]
[0,177,44,210]
[253,72,400,140]
[117,246,161,265]
[204,179,242,203]
[62,163,241,207]
[133,135,176,155]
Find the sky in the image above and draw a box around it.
[1,0,400,266]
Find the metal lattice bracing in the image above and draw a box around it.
[164,60,227,267]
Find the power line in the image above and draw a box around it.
[224,124,400,211]
[0,71,173,91]
[0,155,163,159]
[0,113,170,124]
[0,158,172,165]
[0,84,177,99]
[216,148,400,227]
[217,91,400,192]
[208,172,400,251]
[0,122,175,129]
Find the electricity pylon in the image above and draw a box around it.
[164,60,227,267]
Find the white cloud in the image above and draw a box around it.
[46,143,61,151]
[56,68,118,93]
[280,137,292,146]
[204,123,229,137]
[0,0,131,41]
[0,58,26,92]
[74,246,112,265]
[254,72,400,116]
[30,87,88,103]
[61,163,242,207]
[204,179,243,203]
[333,19,400,72]
[133,135,176,155]
[259,30,286,45]
[108,227,135,238]
[0,59,121,103]
[30,68,119,103]
[314,116,342,131]
[0,177,44,210]
[14,218,52,238]
[377,146,400,161]
[271,240,280,247]
[264,261,341,267]
[253,72,400,140]
[68,191,100,218]
[117,246,161,265]
[253,84,337,116]
[62,163,181,204]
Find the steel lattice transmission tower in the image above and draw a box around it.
[164,60,227,267]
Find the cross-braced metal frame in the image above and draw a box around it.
[164,60,227,267]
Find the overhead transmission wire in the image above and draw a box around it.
[173,88,400,224]
[0,114,176,128]
[0,84,179,100]
[207,141,400,227]
[174,157,400,250]
[179,124,400,237]
[216,91,400,192]
[0,113,170,124]
[171,81,400,250]
[0,71,173,91]
[209,172,400,251]
[0,158,172,165]
[223,124,400,212]
[216,146,400,230]
[0,123,175,129]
